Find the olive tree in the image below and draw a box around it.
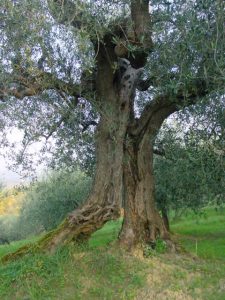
[0,0,224,252]
[154,100,225,230]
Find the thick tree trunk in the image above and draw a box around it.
[39,83,132,252]
[119,133,170,251]
[118,99,178,251]
[41,42,147,252]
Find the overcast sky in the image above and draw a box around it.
[0,129,44,187]
[0,129,21,186]
[0,156,22,187]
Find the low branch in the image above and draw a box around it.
[0,68,81,102]
[130,95,174,137]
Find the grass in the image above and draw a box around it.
[89,220,121,248]
[0,207,224,299]
[0,245,146,300]
[171,206,225,260]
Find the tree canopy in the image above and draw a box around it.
[0,0,224,171]
[0,0,224,253]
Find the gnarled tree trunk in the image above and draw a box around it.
[119,135,169,251]
[2,0,178,257]
[119,104,177,251]
[41,103,130,252]
[1,1,214,264]
[38,48,140,253]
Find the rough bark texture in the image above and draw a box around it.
[119,138,168,250]
[43,111,129,252]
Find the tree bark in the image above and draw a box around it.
[119,103,177,251]
[119,134,169,251]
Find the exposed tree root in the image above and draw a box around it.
[1,219,68,263]
[1,244,34,264]
[1,203,120,263]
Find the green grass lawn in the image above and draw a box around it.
[0,207,224,300]
[171,206,225,260]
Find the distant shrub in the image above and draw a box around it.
[16,170,92,238]
[0,189,24,215]
[0,215,21,241]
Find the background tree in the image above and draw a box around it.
[0,0,224,252]
[0,170,91,241]
[154,98,225,230]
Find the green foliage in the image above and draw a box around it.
[155,101,225,215]
[16,170,91,239]
[143,239,167,258]
[0,215,20,241]
[155,145,224,212]
[1,0,224,174]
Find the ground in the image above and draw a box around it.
[0,207,224,300]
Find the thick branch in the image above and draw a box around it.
[132,78,209,137]
[131,0,153,51]
[130,95,175,137]
[0,69,80,101]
